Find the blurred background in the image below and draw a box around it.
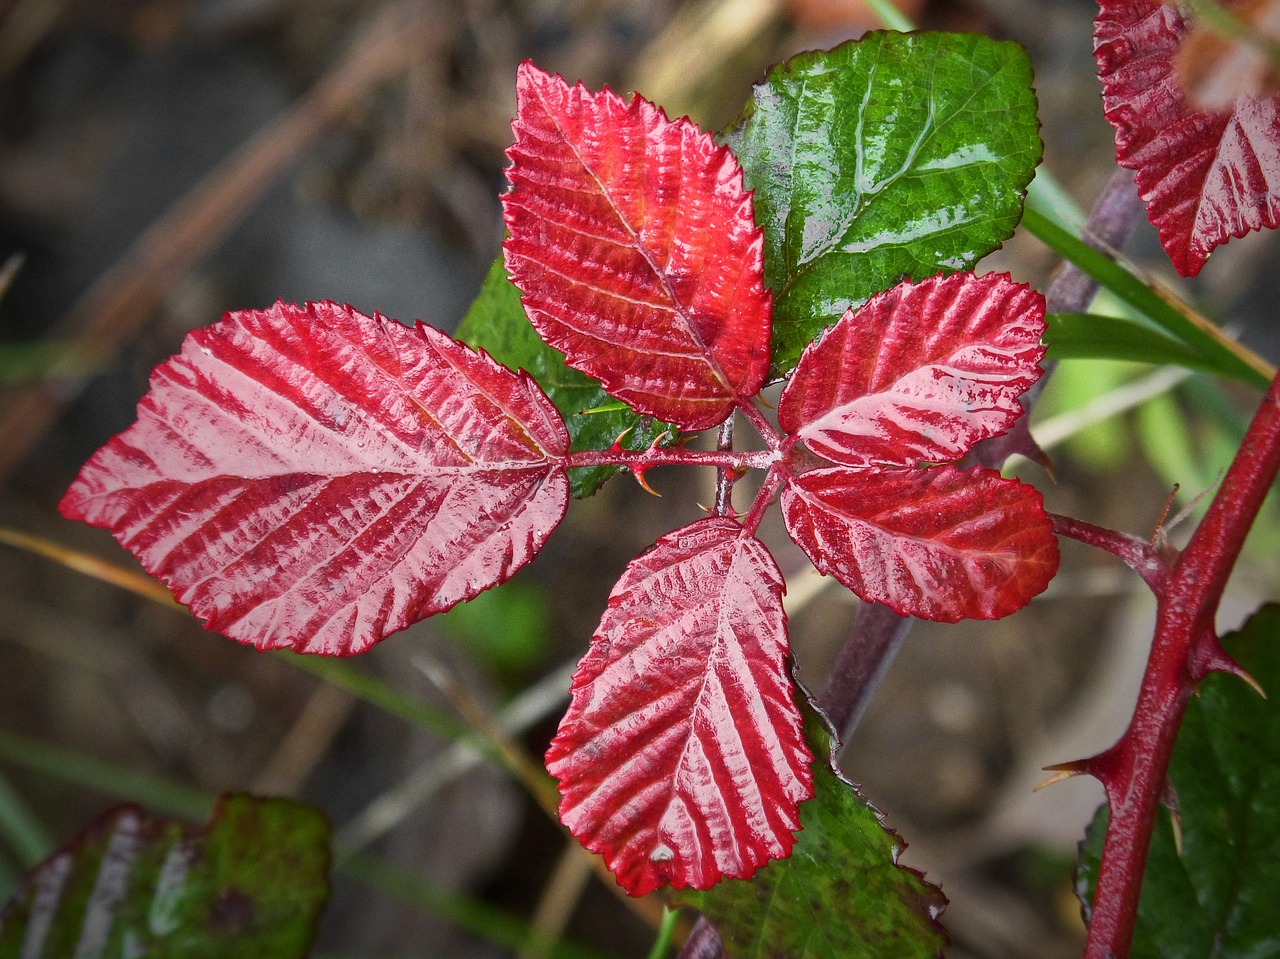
[1,0,1278,957]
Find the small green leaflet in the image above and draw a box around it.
[0,794,330,959]
[1077,605,1280,958]
[455,259,672,498]
[737,31,1041,378]
[679,699,946,959]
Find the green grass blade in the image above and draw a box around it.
[1021,207,1273,388]
[1045,312,1225,372]
[0,769,52,866]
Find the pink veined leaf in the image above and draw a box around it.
[502,61,772,432]
[1096,0,1280,276]
[777,272,1046,470]
[545,517,813,896]
[780,465,1059,622]
[59,301,570,656]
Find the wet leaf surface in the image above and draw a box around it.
[1078,604,1280,959]
[778,272,1046,469]
[781,464,1058,622]
[503,62,772,431]
[737,31,1041,377]
[680,702,947,959]
[545,518,812,896]
[455,258,673,498]
[1095,0,1280,275]
[60,301,570,656]
[0,795,330,959]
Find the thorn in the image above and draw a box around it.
[608,426,635,454]
[647,430,673,451]
[631,466,661,497]
[1149,484,1180,548]
[1037,758,1094,791]
[1192,634,1267,696]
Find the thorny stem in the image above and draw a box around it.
[1082,371,1280,959]
[713,417,736,517]
[565,447,775,473]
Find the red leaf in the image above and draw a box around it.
[781,465,1058,621]
[777,272,1046,469]
[60,301,570,656]
[545,517,813,895]
[1096,0,1280,276]
[502,62,772,432]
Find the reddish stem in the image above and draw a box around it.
[713,417,736,517]
[565,447,775,472]
[1048,513,1170,591]
[1082,372,1280,959]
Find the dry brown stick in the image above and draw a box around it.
[0,2,437,484]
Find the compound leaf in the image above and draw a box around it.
[545,518,812,896]
[738,32,1041,377]
[0,794,329,959]
[681,703,947,959]
[781,465,1058,622]
[1095,0,1280,276]
[456,258,672,499]
[503,62,772,431]
[60,301,570,656]
[1078,604,1280,957]
[778,272,1046,469]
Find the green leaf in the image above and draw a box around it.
[1044,313,1212,371]
[737,31,1041,377]
[455,259,672,498]
[0,794,330,959]
[1077,604,1280,959]
[679,700,946,958]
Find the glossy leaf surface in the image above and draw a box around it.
[0,795,329,959]
[778,272,1046,469]
[781,465,1058,622]
[455,258,673,498]
[545,518,812,896]
[682,703,947,959]
[503,62,771,431]
[1078,605,1280,958]
[1095,0,1280,276]
[737,32,1041,376]
[60,301,570,656]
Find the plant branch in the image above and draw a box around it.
[815,602,910,745]
[1082,370,1280,959]
[565,447,775,473]
[713,417,736,517]
[1048,513,1171,591]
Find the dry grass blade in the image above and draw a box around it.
[0,2,439,483]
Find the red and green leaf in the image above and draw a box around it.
[60,301,570,656]
[0,795,330,959]
[503,62,772,432]
[1095,0,1280,276]
[681,702,948,959]
[545,518,813,896]
[778,272,1046,469]
[781,466,1058,622]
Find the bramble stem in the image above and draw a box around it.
[740,469,784,537]
[1048,513,1170,591]
[816,602,910,744]
[564,447,775,472]
[1083,371,1280,959]
[713,417,736,517]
